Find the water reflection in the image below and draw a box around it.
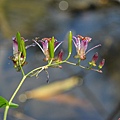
[0,1,120,120]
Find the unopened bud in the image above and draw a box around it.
[58,49,63,61]
[98,59,105,69]
[89,52,98,66]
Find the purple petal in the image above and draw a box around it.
[42,40,48,51]
[80,40,88,52]
[84,37,92,42]
[12,37,18,54]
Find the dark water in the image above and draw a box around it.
[0,1,120,120]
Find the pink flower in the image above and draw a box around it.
[10,37,27,70]
[33,38,63,61]
[73,35,101,60]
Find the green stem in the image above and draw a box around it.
[77,59,81,65]
[64,53,71,61]
[65,60,86,69]
[3,60,77,120]
[20,65,25,76]
[3,75,27,120]
[3,64,48,120]
[48,59,53,65]
[3,106,9,120]
[3,58,82,120]
[9,76,26,104]
[26,66,44,77]
[18,52,25,76]
[65,61,102,72]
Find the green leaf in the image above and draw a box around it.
[68,31,72,54]
[0,96,9,108]
[9,103,19,108]
[16,32,22,52]
[16,32,26,64]
[48,37,55,59]
[0,96,19,108]
[21,38,26,63]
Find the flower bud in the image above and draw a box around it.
[89,52,98,66]
[98,59,105,69]
[58,49,63,62]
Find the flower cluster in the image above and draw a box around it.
[73,34,105,72]
[2,32,106,120]
[89,52,105,70]
[10,32,105,72]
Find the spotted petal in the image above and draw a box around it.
[12,37,18,55]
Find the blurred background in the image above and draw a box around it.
[0,0,120,120]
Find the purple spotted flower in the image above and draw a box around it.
[10,37,27,70]
[33,38,63,61]
[73,35,101,60]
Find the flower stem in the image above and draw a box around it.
[3,59,82,120]
[65,53,71,61]
[9,76,26,104]
[3,75,27,120]
[3,106,9,120]
[20,65,25,76]
[3,64,48,120]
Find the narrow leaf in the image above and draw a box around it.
[68,31,72,54]
[16,32,26,64]
[48,37,54,59]
[21,39,26,62]
[9,103,19,108]
[16,32,22,52]
[0,96,9,108]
